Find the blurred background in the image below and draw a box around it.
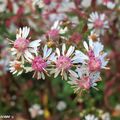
[0,0,120,120]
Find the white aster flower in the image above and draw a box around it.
[9,60,24,76]
[101,112,111,120]
[49,13,67,23]
[75,40,109,72]
[51,20,68,35]
[29,104,44,118]
[56,101,67,111]
[50,43,80,80]
[88,12,109,35]
[97,0,115,9]
[106,2,115,9]
[0,0,7,12]
[81,0,92,8]
[57,0,75,12]
[85,114,98,120]
[10,26,41,62]
[103,0,115,9]
[25,45,55,80]
[32,0,45,8]
[88,31,100,42]
[68,64,101,92]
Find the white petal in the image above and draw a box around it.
[54,69,60,78]
[49,53,57,62]
[51,20,59,29]
[66,46,75,57]
[93,42,104,57]
[89,39,93,48]
[69,70,79,78]
[41,72,45,79]
[45,48,52,58]
[43,45,48,58]
[63,72,67,80]
[29,39,41,47]
[83,41,89,51]
[22,26,30,39]
[56,48,60,57]
[24,50,34,59]
[62,44,66,55]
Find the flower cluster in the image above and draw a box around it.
[9,23,109,94]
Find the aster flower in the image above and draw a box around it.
[75,40,109,72]
[81,0,92,8]
[29,104,44,118]
[70,32,82,44]
[68,64,101,92]
[84,114,98,120]
[47,20,68,39]
[25,45,55,80]
[50,43,80,80]
[88,31,100,42]
[103,0,115,9]
[88,12,109,35]
[9,60,24,76]
[0,0,7,12]
[97,0,115,9]
[32,0,45,8]
[10,26,41,62]
[57,0,75,12]
[101,112,111,120]
[56,101,67,111]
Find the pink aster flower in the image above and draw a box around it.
[50,44,80,80]
[88,12,109,35]
[46,20,68,39]
[47,29,59,39]
[10,26,41,62]
[51,20,68,34]
[68,64,101,92]
[75,40,109,72]
[70,32,82,44]
[26,45,55,80]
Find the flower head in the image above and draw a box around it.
[75,40,109,72]
[70,32,82,44]
[68,64,101,92]
[11,26,41,62]
[56,101,67,111]
[103,0,115,9]
[29,104,44,118]
[50,44,79,80]
[32,56,47,72]
[85,114,98,120]
[9,60,24,76]
[88,31,100,42]
[88,12,109,35]
[26,45,55,80]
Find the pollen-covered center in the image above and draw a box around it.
[76,76,90,89]
[56,56,72,70]
[14,62,22,71]
[89,57,101,71]
[32,57,47,72]
[88,50,101,71]
[14,38,29,52]
[94,19,104,29]
[89,34,98,41]
[47,29,59,38]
